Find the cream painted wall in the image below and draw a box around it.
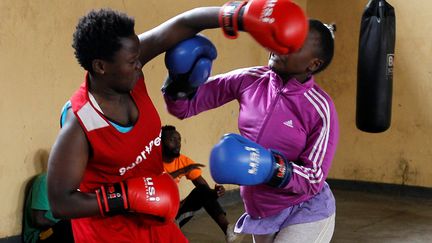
[306,0,432,186]
[7,0,431,238]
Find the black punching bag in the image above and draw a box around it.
[356,0,395,133]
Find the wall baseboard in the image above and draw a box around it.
[0,236,20,243]
[2,179,431,242]
[327,178,432,198]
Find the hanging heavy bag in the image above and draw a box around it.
[356,0,395,133]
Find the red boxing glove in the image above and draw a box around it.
[219,0,308,54]
[95,173,180,224]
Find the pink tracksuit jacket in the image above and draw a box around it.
[164,66,339,219]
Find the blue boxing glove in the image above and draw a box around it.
[162,34,217,100]
[210,133,292,188]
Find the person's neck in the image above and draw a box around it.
[162,154,176,163]
[280,73,310,85]
[88,73,129,103]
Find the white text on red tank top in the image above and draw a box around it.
[119,131,162,176]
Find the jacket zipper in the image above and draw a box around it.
[255,88,283,143]
[251,87,283,217]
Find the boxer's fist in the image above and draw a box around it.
[96,173,179,223]
[163,34,217,100]
[210,133,292,187]
[220,0,308,54]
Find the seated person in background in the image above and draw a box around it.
[161,125,239,242]
[23,172,74,243]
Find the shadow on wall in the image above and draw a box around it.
[32,149,50,173]
[21,147,50,189]
[18,149,51,236]
[21,148,50,200]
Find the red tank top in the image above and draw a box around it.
[70,75,163,192]
[70,75,187,243]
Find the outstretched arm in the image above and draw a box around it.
[192,176,225,198]
[138,7,220,65]
[168,163,206,179]
[139,0,308,65]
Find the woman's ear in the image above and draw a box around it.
[92,59,106,75]
[308,58,324,73]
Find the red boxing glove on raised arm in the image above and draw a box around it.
[95,173,180,224]
[219,0,308,54]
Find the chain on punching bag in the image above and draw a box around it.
[356,0,395,133]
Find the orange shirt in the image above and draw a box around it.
[163,154,201,183]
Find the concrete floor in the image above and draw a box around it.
[182,189,432,243]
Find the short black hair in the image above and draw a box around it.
[309,19,335,74]
[161,125,177,140]
[72,8,135,73]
